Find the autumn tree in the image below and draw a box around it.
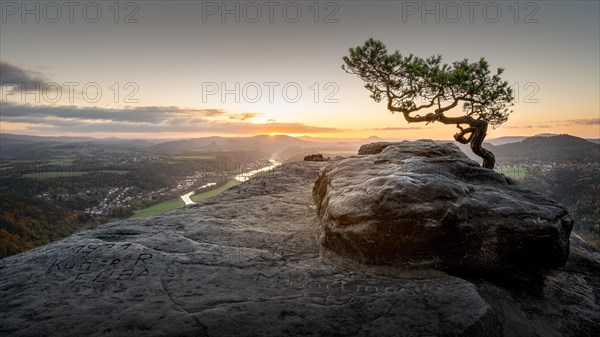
[343,38,514,169]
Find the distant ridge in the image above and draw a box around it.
[0,133,157,159]
[485,136,528,146]
[2,132,599,163]
[452,134,599,164]
[486,134,560,146]
[147,135,311,156]
[491,134,600,163]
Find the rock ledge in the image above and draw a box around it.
[1,157,597,337]
[314,140,573,270]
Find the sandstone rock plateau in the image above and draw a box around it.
[314,141,574,270]
[1,143,599,337]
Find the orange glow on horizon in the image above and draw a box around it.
[1,119,598,140]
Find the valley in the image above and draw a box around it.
[1,132,599,258]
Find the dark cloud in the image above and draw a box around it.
[0,61,47,85]
[0,102,225,124]
[0,102,341,135]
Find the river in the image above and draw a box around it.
[180,160,281,205]
[180,182,216,205]
[234,159,281,182]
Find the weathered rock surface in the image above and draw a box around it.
[304,154,329,161]
[357,142,399,155]
[314,140,574,270]
[1,155,598,336]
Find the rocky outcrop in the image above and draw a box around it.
[304,153,329,161]
[357,141,399,155]
[314,140,573,270]
[1,152,597,336]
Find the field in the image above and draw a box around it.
[495,166,528,180]
[22,170,129,179]
[173,155,217,160]
[1,159,74,168]
[42,159,75,166]
[0,165,13,171]
[130,179,240,218]
[131,198,184,218]
[22,171,88,178]
[190,179,240,203]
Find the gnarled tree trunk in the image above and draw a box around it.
[390,100,497,169]
[453,119,495,169]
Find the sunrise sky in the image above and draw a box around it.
[1,1,598,139]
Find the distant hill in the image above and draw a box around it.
[486,134,561,146]
[485,136,528,146]
[1,133,356,161]
[491,134,600,164]
[148,136,231,154]
[3,132,598,163]
[0,134,147,159]
[0,133,164,159]
[454,134,600,164]
[363,135,383,142]
[0,133,98,143]
[0,134,64,159]
[148,135,312,157]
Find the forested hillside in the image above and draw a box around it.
[0,193,85,257]
[522,165,600,247]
